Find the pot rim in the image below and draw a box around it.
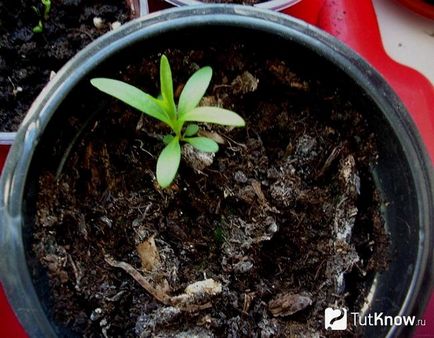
[0,5,432,337]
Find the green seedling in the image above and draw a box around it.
[41,0,51,20]
[32,20,43,33]
[91,55,245,188]
[32,0,51,33]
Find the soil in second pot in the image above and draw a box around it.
[0,0,130,131]
[29,42,389,337]
[200,0,262,5]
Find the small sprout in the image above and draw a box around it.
[32,0,51,34]
[32,20,43,33]
[41,0,51,20]
[184,124,199,137]
[31,5,39,16]
[91,55,245,188]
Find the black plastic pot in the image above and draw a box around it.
[0,5,432,338]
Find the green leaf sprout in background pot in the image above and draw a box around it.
[91,55,245,188]
[32,0,51,33]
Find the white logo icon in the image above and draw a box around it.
[325,307,347,330]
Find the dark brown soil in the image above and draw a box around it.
[30,44,389,337]
[0,0,130,131]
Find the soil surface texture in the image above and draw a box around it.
[0,0,130,131]
[31,44,389,337]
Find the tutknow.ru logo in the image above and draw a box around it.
[325,308,347,330]
[324,307,426,331]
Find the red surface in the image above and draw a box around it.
[0,144,27,338]
[0,283,27,338]
[0,0,433,336]
[0,146,7,172]
[1,146,29,338]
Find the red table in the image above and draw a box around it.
[1,0,433,336]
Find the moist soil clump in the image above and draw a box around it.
[31,44,389,337]
[0,0,130,131]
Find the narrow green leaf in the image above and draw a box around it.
[181,107,245,127]
[184,124,199,137]
[32,6,39,15]
[33,21,43,33]
[163,134,174,145]
[156,137,181,188]
[160,55,176,120]
[90,78,171,125]
[178,66,212,117]
[42,0,51,19]
[185,137,219,153]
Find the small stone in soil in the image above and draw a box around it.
[266,218,278,234]
[234,170,248,183]
[93,17,105,30]
[110,21,122,30]
[90,308,103,321]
